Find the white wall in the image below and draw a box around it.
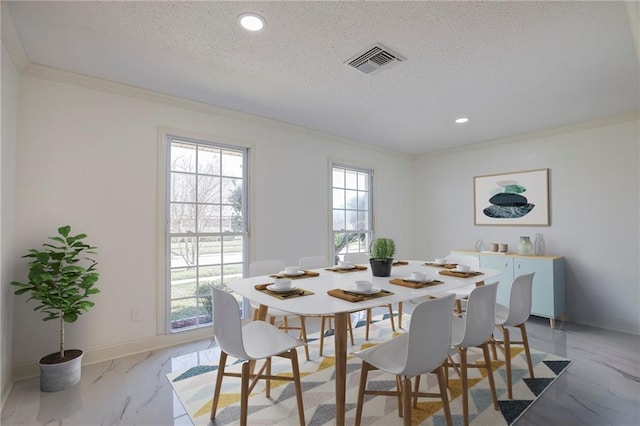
[413,119,640,334]
[10,75,414,375]
[1,40,19,404]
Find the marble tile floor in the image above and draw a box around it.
[2,314,639,425]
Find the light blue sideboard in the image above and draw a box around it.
[452,250,566,328]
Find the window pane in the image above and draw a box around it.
[170,237,197,268]
[357,190,368,210]
[221,177,242,205]
[171,298,198,329]
[345,190,358,209]
[197,205,220,233]
[198,146,220,175]
[171,142,196,172]
[171,269,197,299]
[197,295,212,324]
[222,150,243,178]
[198,236,221,266]
[170,203,196,233]
[333,209,345,230]
[357,211,368,230]
[345,169,357,189]
[197,175,220,204]
[346,210,357,230]
[333,168,345,188]
[222,235,244,264]
[199,265,222,286]
[357,171,369,191]
[221,205,237,232]
[333,188,345,209]
[171,172,196,202]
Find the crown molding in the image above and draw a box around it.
[1,5,29,71]
[415,112,640,160]
[20,63,411,160]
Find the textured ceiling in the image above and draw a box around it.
[6,1,639,154]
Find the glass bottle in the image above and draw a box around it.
[518,236,533,255]
[535,233,545,256]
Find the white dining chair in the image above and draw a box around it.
[491,272,535,399]
[249,260,310,360]
[297,255,329,270]
[342,252,369,264]
[354,294,455,426]
[437,254,483,315]
[440,282,499,426]
[210,288,306,426]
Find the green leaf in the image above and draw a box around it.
[63,312,78,323]
[58,225,71,237]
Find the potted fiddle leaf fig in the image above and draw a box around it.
[11,225,100,392]
[369,237,396,277]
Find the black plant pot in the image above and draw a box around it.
[370,258,393,277]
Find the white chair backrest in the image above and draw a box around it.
[445,253,480,270]
[298,256,329,269]
[504,273,535,326]
[457,282,498,348]
[343,252,370,265]
[212,287,249,360]
[403,293,455,377]
[249,259,285,277]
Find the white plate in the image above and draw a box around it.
[347,286,381,295]
[430,261,446,265]
[403,276,428,283]
[266,284,299,293]
[336,265,356,270]
[279,270,304,277]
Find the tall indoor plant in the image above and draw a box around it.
[11,225,100,391]
[369,237,396,277]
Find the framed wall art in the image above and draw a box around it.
[474,168,549,226]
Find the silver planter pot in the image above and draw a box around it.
[39,350,83,392]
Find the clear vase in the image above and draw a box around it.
[518,236,534,255]
[535,233,545,255]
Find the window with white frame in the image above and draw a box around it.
[166,135,248,332]
[331,164,373,263]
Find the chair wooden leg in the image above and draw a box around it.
[210,351,227,420]
[396,375,404,417]
[436,366,453,426]
[299,316,310,361]
[397,302,403,328]
[289,348,306,425]
[455,299,463,316]
[365,309,372,340]
[503,326,513,399]
[412,375,421,408]
[482,343,499,410]
[265,357,272,398]
[348,316,355,345]
[355,361,370,426]
[519,323,535,378]
[403,376,412,426]
[240,361,250,426]
[490,332,498,360]
[387,304,396,331]
[459,347,469,426]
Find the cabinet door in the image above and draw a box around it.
[479,255,513,306]
[514,258,554,318]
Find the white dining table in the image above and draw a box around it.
[227,260,501,426]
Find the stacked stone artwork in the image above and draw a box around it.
[483,180,535,218]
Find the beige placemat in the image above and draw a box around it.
[438,270,484,279]
[388,278,444,289]
[392,260,409,266]
[325,265,368,273]
[327,288,393,302]
[254,283,314,300]
[269,270,320,279]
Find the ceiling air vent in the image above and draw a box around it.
[345,44,405,74]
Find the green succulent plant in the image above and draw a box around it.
[369,238,396,260]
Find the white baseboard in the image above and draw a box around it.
[11,326,213,382]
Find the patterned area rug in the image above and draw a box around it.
[167,314,571,425]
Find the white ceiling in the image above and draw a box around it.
[6,1,639,154]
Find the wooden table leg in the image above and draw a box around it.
[334,312,348,426]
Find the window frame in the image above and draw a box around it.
[330,162,374,263]
[161,132,250,333]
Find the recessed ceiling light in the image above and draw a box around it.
[455,117,470,124]
[238,13,265,31]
